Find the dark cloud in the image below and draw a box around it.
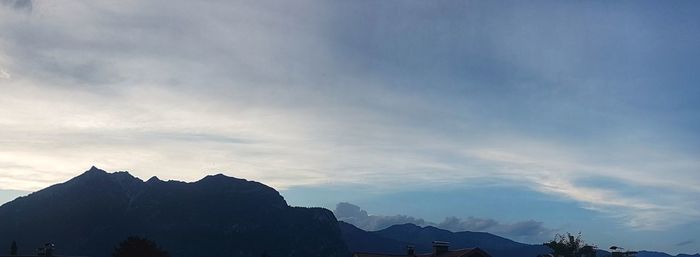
[335,202,553,242]
[438,216,499,232]
[437,216,551,238]
[675,240,693,247]
[0,0,31,12]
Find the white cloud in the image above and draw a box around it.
[465,145,700,230]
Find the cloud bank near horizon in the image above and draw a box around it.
[1,1,699,246]
[335,202,553,242]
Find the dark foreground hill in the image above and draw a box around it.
[0,167,348,257]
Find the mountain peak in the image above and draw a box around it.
[146,176,162,183]
[69,166,110,183]
[73,167,142,184]
[202,173,232,180]
[86,165,107,174]
[387,223,423,230]
[112,171,137,179]
[197,173,248,184]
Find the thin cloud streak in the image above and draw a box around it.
[466,147,700,230]
[675,240,694,247]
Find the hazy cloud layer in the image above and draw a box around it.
[1,1,699,252]
[335,202,553,242]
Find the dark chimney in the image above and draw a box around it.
[432,241,449,255]
[406,245,415,256]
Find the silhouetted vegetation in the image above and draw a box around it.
[9,241,17,256]
[112,236,169,257]
[543,233,596,257]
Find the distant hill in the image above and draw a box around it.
[339,222,700,257]
[637,251,700,257]
[339,221,550,257]
[0,167,348,257]
[339,221,412,254]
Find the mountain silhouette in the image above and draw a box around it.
[636,251,700,257]
[0,167,348,257]
[339,222,700,257]
[340,221,556,257]
[339,221,413,254]
[1,167,696,257]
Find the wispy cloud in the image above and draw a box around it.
[465,146,700,230]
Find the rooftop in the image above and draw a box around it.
[353,248,491,257]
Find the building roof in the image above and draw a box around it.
[354,248,491,257]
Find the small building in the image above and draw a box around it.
[610,246,637,257]
[353,241,492,257]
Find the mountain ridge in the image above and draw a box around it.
[1,167,696,257]
[637,251,700,257]
[339,221,699,257]
[339,221,550,257]
[0,167,347,257]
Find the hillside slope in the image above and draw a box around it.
[0,167,348,257]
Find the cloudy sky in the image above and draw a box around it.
[1,0,699,254]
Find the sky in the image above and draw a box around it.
[1,0,699,254]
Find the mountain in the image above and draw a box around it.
[0,167,348,257]
[339,222,700,257]
[2,167,696,257]
[339,222,556,257]
[338,221,412,254]
[637,251,700,257]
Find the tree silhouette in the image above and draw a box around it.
[10,241,17,256]
[112,236,169,257]
[544,233,596,257]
